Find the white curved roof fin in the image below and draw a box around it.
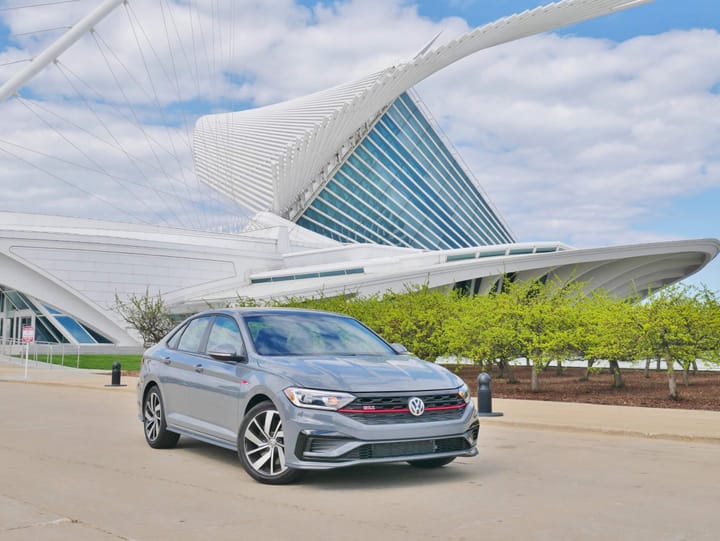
[414,30,444,59]
[613,0,654,9]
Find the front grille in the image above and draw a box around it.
[342,408,464,424]
[340,392,466,424]
[341,437,469,460]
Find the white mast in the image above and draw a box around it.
[0,0,126,102]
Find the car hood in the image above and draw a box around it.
[256,354,463,393]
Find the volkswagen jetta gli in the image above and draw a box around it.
[137,308,479,484]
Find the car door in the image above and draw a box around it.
[189,315,252,444]
[161,315,213,431]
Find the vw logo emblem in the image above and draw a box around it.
[408,397,425,417]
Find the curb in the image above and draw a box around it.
[481,418,720,445]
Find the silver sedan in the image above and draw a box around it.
[137,308,479,484]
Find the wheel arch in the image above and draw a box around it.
[244,393,274,415]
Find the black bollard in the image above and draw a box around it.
[476,372,503,417]
[105,361,127,387]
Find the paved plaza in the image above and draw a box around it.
[1,360,719,540]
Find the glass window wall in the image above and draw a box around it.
[299,92,515,250]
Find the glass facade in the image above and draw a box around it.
[0,285,112,344]
[297,92,515,250]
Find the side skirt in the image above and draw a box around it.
[167,424,237,452]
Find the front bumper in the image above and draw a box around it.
[282,402,479,470]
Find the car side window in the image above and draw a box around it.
[176,316,212,353]
[206,316,245,355]
[166,324,185,349]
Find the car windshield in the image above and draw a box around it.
[244,313,396,357]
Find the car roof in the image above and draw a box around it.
[195,307,348,318]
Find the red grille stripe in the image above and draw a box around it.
[339,404,466,414]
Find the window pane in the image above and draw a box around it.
[177,317,211,353]
[206,317,245,354]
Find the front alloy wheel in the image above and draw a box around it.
[238,401,301,484]
[143,386,179,449]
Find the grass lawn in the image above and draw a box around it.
[34,353,143,371]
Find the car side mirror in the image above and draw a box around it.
[208,343,246,363]
[390,343,409,355]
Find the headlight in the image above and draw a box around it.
[457,383,471,404]
[284,387,356,411]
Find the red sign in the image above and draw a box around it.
[22,325,34,343]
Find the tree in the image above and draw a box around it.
[587,293,644,389]
[484,277,560,393]
[693,285,720,372]
[444,294,494,371]
[574,288,612,382]
[642,285,706,400]
[367,285,459,361]
[115,288,174,347]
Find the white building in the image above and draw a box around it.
[1,0,718,347]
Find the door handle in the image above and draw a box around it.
[194,364,204,373]
[163,357,171,365]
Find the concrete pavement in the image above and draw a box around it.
[3,356,719,444]
[2,362,719,541]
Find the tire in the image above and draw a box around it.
[143,385,180,449]
[238,401,302,485]
[407,456,456,468]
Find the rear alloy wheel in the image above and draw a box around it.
[143,386,180,449]
[407,456,456,468]
[238,401,302,484]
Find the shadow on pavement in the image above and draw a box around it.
[175,436,480,488]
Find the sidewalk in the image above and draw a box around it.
[0,354,123,388]
[484,398,720,443]
[3,356,719,444]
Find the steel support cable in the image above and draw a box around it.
[183,0,243,222]
[126,2,246,230]
[15,96,173,226]
[0,0,77,11]
[160,0,201,114]
[123,3,200,229]
[54,62,170,186]
[213,0,224,109]
[186,0,202,96]
[0,59,31,67]
[55,60,187,168]
[54,61,208,196]
[205,0,240,224]
[192,0,214,90]
[91,29,194,165]
[90,29,189,228]
[10,26,71,38]
[210,0,218,104]
[124,5,250,231]
[125,3,194,155]
[164,0,248,229]
[158,0,210,229]
[229,0,238,112]
[0,136,220,209]
[0,142,149,224]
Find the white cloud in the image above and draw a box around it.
[417,30,720,246]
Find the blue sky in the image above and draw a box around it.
[0,0,718,291]
[416,0,720,38]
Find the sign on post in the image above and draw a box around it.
[22,325,34,380]
[22,325,35,343]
